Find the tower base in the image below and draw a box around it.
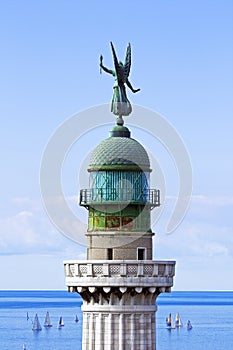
[64,260,175,350]
[81,287,157,350]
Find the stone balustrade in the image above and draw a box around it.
[64,260,175,291]
[64,260,175,278]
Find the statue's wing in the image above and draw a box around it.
[123,43,131,81]
[110,42,122,81]
[110,42,131,82]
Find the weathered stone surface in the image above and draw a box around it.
[64,260,175,349]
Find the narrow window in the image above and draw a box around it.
[107,248,113,260]
[138,248,146,260]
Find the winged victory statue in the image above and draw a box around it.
[100,42,140,121]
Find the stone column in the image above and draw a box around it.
[80,287,159,350]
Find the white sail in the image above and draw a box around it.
[175,313,183,328]
[166,313,175,329]
[44,311,52,327]
[58,316,64,328]
[59,316,64,326]
[32,313,42,331]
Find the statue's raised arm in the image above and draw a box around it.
[99,55,114,75]
[99,42,140,120]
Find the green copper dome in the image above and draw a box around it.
[88,136,151,171]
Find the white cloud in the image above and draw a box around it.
[12,197,33,204]
[206,242,229,257]
[155,222,233,259]
[2,193,233,290]
[0,197,84,256]
[190,194,233,207]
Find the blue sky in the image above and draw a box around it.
[0,1,233,290]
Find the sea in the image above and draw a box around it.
[1,290,233,350]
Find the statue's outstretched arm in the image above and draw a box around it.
[100,55,114,75]
[126,79,140,93]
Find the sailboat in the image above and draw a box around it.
[187,320,193,330]
[44,311,53,327]
[166,313,175,329]
[22,345,26,350]
[57,316,64,329]
[75,314,79,323]
[175,313,183,328]
[32,313,42,331]
[26,312,29,321]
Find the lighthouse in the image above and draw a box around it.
[63,43,175,350]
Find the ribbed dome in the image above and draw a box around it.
[88,136,151,171]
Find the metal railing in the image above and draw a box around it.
[80,188,160,207]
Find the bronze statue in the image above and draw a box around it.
[100,42,140,119]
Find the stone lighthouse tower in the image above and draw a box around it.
[63,43,175,350]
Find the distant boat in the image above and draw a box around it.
[175,313,183,328]
[32,313,42,331]
[26,312,29,321]
[187,320,193,330]
[44,311,53,328]
[22,345,26,350]
[75,315,79,323]
[57,316,64,329]
[166,313,175,329]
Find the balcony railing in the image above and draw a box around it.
[64,260,175,279]
[80,188,160,208]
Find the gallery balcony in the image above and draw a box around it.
[64,260,175,292]
[79,188,160,208]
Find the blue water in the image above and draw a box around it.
[1,290,233,350]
